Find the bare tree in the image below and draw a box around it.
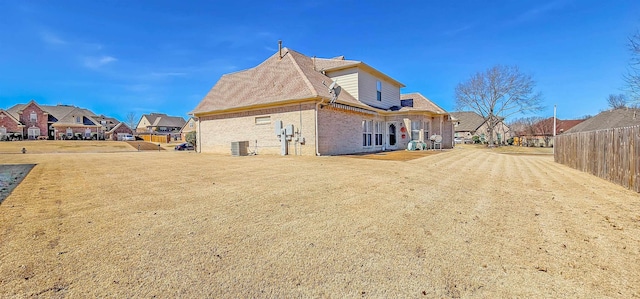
[625,31,640,102]
[455,65,543,146]
[511,116,543,147]
[126,112,138,133]
[607,94,627,109]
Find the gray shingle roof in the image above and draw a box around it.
[193,48,368,114]
[5,102,125,128]
[450,111,486,132]
[142,113,186,128]
[565,108,640,133]
[399,93,448,114]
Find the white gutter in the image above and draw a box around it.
[315,98,327,156]
[197,117,201,153]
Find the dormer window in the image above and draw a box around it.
[376,81,382,101]
[400,99,413,107]
[30,112,37,122]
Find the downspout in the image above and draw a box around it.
[197,116,201,153]
[299,103,303,156]
[315,97,327,156]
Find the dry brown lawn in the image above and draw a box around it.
[1,145,639,297]
[0,141,136,154]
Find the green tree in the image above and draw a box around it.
[185,131,197,149]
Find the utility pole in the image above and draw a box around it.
[553,105,557,155]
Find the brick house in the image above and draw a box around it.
[0,109,26,140]
[192,47,454,156]
[450,111,512,144]
[180,117,197,141]
[516,117,584,147]
[136,113,186,141]
[4,100,132,140]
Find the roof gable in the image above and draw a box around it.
[0,109,23,125]
[51,107,98,126]
[315,57,405,88]
[450,111,487,132]
[399,93,448,114]
[192,48,366,114]
[139,113,186,128]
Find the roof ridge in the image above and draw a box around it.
[286,50,319,98]
[0,109,23,124]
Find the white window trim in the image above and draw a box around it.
[411,120,422,141]
[362,120,373,147]
[27,127,40,138]
[374,121,383,146]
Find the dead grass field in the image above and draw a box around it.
[1,145,639,297]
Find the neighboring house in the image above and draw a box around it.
[180,117,197,141]
[2,100,132,140]
[565,108,640,133]
[450,111,511,144]
[136,113,186,140]
[0,109,25,140]
[192,47,454,156]
[518,117,584,147]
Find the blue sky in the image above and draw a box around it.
[1,1,639,121]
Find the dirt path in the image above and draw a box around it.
[0,147,638,297]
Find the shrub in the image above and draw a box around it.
[186,131,196,148]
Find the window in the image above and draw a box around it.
[76,116,81,123]
[376,81,382,101]
[66,128,73,137]
[411,121,421,141]
[189,122,194,128]
[0,127,6,135]
[255,116,271,125]
[423,121,430,142]
[28,127,40,139]
[374,121,383,146]
[400,99,413,107]
[85,128,92,138]
[362,120,372,147]
[30,112,37,122]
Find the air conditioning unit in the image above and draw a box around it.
[231,141,249,156]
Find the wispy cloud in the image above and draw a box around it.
[41,31,67,45]
[150,72,187,78]
[83,56,117,69]
[442,25,473,36]
[513,0,571,24]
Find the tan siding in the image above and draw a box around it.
[325,69,359,100]
[198,103,317,156]
[357,69,400,109]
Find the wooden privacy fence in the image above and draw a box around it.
[554,125,640,192]
[138,134,171,143]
